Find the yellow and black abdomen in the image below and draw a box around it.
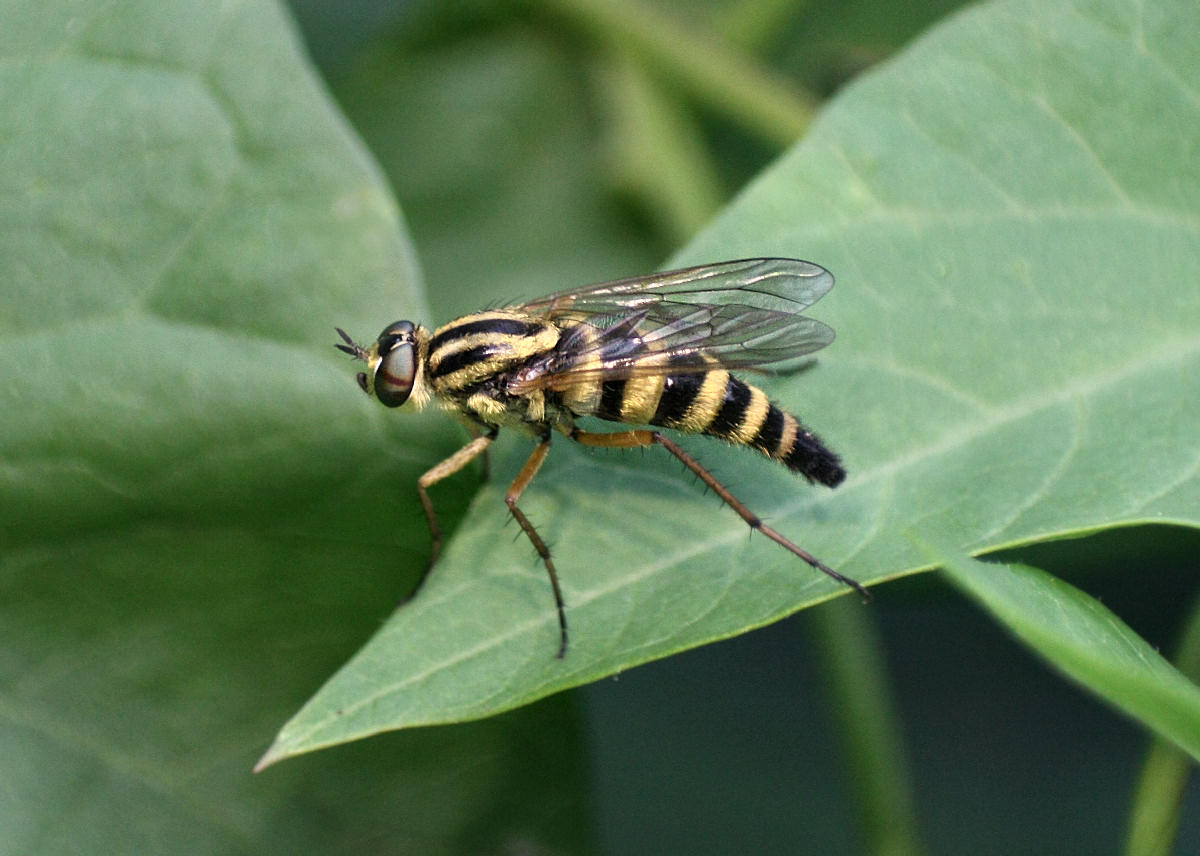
[586,357,846,488]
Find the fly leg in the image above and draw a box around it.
[414,428,497,597]
[570,427,869,600]
[466,424,492,482]
[506,435,569,658]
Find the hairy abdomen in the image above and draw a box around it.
[577,360,845,487]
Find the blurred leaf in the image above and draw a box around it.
[264,0,1200,763]
[927,546,1200,761]
[330,18,665,319]
[775,0,973,95]
[0,0,590,852]
[596,47,725,242]
[532,0,816,146]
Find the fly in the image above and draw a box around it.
[336,258,867,658]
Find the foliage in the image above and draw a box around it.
[2,0,1197,852]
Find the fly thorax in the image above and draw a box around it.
[426,312,560,395]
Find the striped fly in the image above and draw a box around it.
[336,258,867,657]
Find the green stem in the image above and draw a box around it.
[717,0,809,54]
[1124,593,1200,856]
[529,0,816,148]
[809,598,925,856]
[595,48,724,242]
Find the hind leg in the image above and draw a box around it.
[569,427,868,599]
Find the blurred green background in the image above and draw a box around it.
[281,1,1200,853]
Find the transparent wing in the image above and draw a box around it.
[517,257,834,320]
[509,258,837,393]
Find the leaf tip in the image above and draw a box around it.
[253,741,287,773]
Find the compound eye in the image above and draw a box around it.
[355,372,369,394]
[374,338,416,407]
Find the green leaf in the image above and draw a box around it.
[926,544,1200,761]
[0,0,431,552]
[0,0,590,852]
[263,0,1200,762]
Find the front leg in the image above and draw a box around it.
[412,428,498,597]
[504,434,569,658]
